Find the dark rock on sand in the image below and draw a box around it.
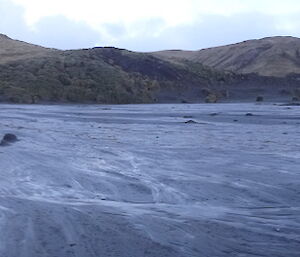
[185,120,198,124]
[0,133,18,146]
[256,96,264,102]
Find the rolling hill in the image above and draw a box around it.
[153,36,300,77]
[0,33,56,64]
[0,34,299,104]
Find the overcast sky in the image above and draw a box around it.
[1,0,300,51]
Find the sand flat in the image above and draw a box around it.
[0,103,299,257]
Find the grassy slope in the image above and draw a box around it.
[153,36,300,77]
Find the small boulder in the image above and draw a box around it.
[0,133,18,146]
[245,113,254,116]
[256,96,264,102]
[185,120,198,124]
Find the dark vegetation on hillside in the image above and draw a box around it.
[0,47,241,103]
[0,35,300,104]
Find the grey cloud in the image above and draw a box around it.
[102,18,166,49]
[0,0,29,39]
[29,15,102,50]
[0,0,102,49]
[1,0,300,51]
[103,23,126,39]
[112,13,297,51]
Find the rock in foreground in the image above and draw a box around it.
[0,133,18,146]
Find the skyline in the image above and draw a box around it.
[1,0,300,51]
